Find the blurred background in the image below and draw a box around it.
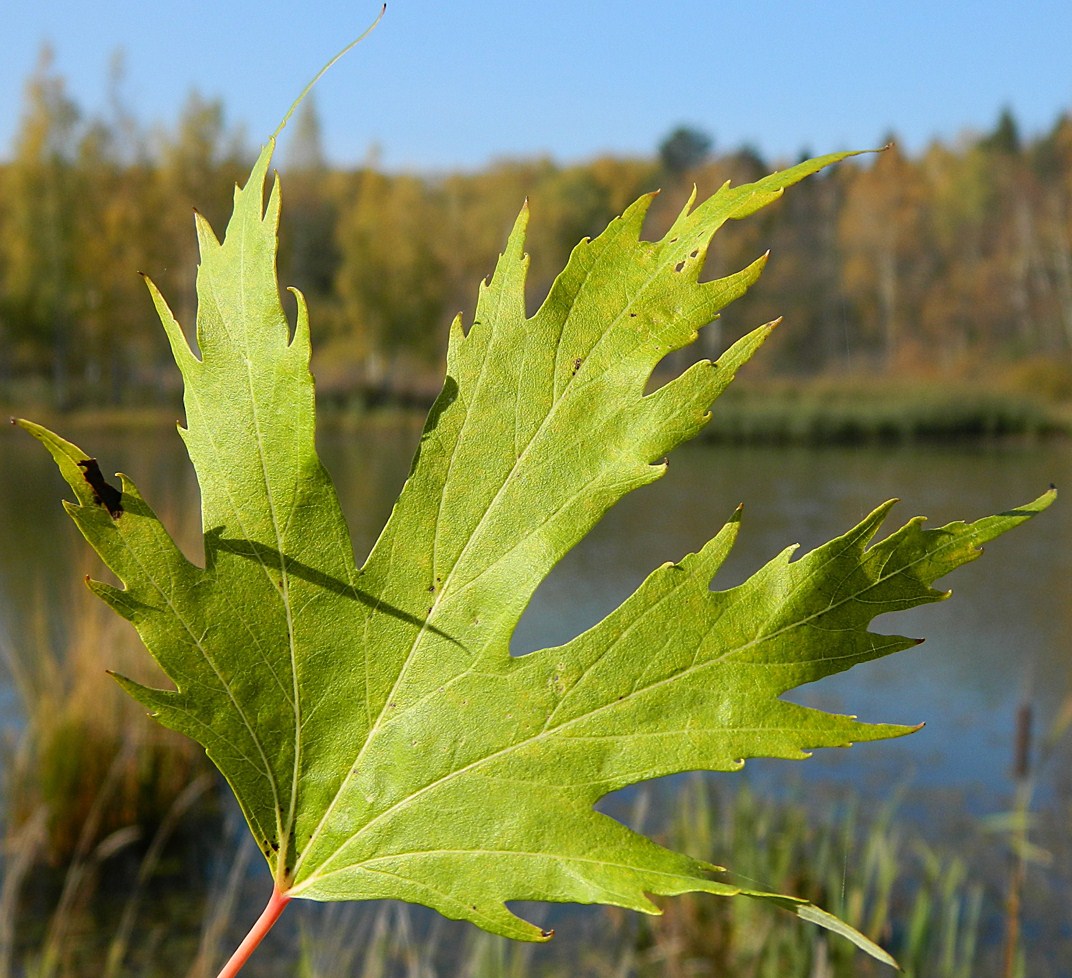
[1,2,1071,977]
[0,0,1071,410]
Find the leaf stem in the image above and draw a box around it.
[214,883,290,978]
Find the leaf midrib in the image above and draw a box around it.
[193,211,303,865]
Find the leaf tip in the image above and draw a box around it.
[794,903,901,969]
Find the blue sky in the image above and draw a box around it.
[2,0,1071,170]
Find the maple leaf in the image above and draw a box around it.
[16,140,1053,973]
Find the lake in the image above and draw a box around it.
[1,416,1069,970]
[2,418,1069,804]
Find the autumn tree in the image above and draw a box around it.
[149,91,249,334]
[3,49,1072,403]
[1029,114,1072,355]
[838,142,928,369]
[0,47,83,405]
[334,166,448,389]
[69,52,161,403]
[280,95,340,302]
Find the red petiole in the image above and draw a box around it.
[214,882,291,978]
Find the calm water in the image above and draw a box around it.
[2,417,1068,814]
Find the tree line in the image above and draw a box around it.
[2,51,1071,409]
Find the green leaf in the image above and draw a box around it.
[17,140,1054,968]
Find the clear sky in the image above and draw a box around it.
[2,0,1071,171]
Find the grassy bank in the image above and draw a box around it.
[701,376,1071,445]
[8,368,1072,446]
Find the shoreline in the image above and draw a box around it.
[6,377,1070,446]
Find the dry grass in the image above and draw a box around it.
[1,553,218,978]
[3,562,210,864]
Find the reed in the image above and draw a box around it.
[702,377,1067,444]
[625,779,985,978]
[2,565,213,864]
[283,781,991,978]
[0,557,218,977]
[0,775,1004,978]
[1,571,1056,976]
